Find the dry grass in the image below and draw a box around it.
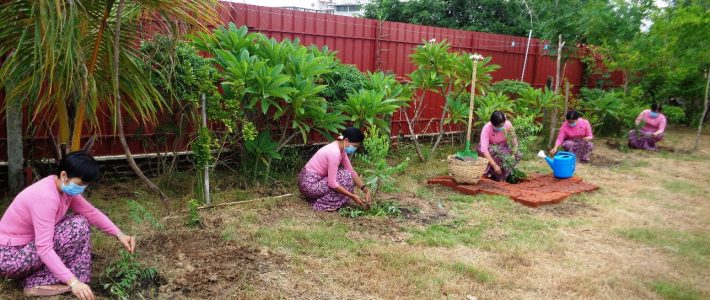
[1,127,709,299]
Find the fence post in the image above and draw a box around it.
[201,93,211,206]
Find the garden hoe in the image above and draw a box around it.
[456,54,484,161]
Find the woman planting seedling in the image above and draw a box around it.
[628,103,667,151]
[0,151,136,299]
[550,110,594,162]
[477,111,521,182]
[298,127,372,211]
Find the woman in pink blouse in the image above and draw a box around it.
[551,110,594,162]
[298,127,371,211]
[629,103,667,151]
[0,151,135,299]
[477,111,520,182]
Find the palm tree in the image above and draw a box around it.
[0,0,219,201]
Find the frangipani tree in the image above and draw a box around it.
[406,39,500,161]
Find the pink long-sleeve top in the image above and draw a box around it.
[636,109,667,134]
[304,142,358,189]
[555,118,593,147]
[0,176,121,283]
[479,120,513,153]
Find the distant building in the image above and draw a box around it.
[280,6,334,14]
[331,0,368,17]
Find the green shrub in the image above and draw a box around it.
[489,79,532,99]
[663,106,686,124]
[320,64,367,106]
[360,127,409,196]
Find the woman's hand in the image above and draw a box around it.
[583,136,593,141]
[351,194,369,209]
[117,233,136,253]
[492,164,502,175]
[70,280,95,300]
[550,147,558,155]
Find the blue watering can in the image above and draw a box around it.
[538,150,576,179]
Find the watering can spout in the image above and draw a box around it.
[544,156,554,169]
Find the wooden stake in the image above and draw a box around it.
[201,93,211,206]
[197,193,293,210]
[694,69,710,151]
[548,35,565,148]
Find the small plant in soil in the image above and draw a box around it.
[100,251,160,300]
[360,127,409,199]
[186,199,202,227]
[339,201,405,218]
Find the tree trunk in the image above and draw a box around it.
[694,69,710,152]
[113,0,169,207]
[403,108,426,162]
[5,92,24,195]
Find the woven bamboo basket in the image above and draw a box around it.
[447,155,489,184]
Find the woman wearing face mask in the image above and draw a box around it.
[629,103,667,151]
[0,151,135,299]
[477,111,519,182]
[298,127,371,211]
[550,110,594,162]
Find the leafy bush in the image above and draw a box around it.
[663,106,686,124]
[320,64,366,105]
[341,90,403,131]
[474,92,514,128]
[186,199,201,227]
[359,127,409,197]
[489,79,532,99]
[244,131,282,179]
[101,251,159,300]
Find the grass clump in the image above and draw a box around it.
[617,227,709,266]
[649,281,704,300]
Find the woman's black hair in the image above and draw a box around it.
[490,111,506,127]
[651,103,662,112]
[56,151,101,183]
[341,127,364,143]
[566,110,580,120]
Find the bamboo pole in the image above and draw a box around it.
[694,69,710,152]
[201,93,211,206]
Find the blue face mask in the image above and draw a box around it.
[495,126,505,132]
[61,181,86,196]
[650,111,659,118]
[345,145,357,155]
[568,122,577,127]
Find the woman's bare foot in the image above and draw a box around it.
[23,284,71,297]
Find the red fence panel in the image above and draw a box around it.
[0,2,622,162]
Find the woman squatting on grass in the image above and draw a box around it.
[477,111,521,182]
[551,110,594,162]
[0,151,136,299]
[298,127,372,211]
[629,103,667,151]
